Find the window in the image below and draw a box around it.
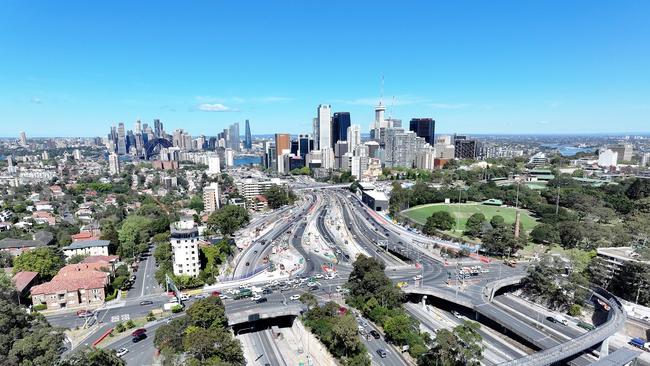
[179,270,183,273]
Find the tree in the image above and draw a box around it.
[183,327,216,362]
[299,293,318,309]
[424,211,455,234]
[0,295,65,366]
[59,346,125,366]
[0,251,13,268]
[186,296,227,329]
[490,215,505,228]
[383,313,417,345]
[557,221,584,249]
[453,321,483,365]
[465,213,485,238]
[418,321,482,366]
[530,223,559,244]
[66,254,88,264]
[188,195,204,212]
[626,178,650,200]
[12,247,65,280]
[207,205,250,237]
[263,185,294,209]
[118,216,152,258]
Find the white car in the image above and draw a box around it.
[315,274,324,279]
[180,294,190,301]
[290,294,301,301]
[251,295,262,301]
[336,286,343,292]
[219,294,229,300]
[413,275,423,281]
[116,348,129,357]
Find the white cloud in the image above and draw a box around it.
[195,96,293,104]
[30,97,43,104]
[336,96,426,106]
[197,103,238,112]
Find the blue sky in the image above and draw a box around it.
[0,0,648,137]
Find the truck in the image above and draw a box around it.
[234,289,253,300]
[630,337,650,351]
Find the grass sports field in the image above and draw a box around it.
[401,203,537,232]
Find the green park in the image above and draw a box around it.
[401,202,538,233]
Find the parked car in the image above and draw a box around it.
[290,294,301,301]
[194,294,208,300]
[116,348,129,357]
[256,297,268,304]
[76,310,94,318]
[139,300,153,306]
[211,291,221,296]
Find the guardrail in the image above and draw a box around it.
[498,292,626,366]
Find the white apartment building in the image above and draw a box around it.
[317,104,331,151]
[203,183,220,213]
[108,153,120,175]
[170,219,200,277]
[598,149,618,168]
[207,155,221,175]
[347,124,361,153]
[236,178,285,206]
[225,148,235,167]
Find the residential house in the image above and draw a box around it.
[12,271,39,302]
[32,211,56,226]
[71,230,101,242]
[34,201,53,211]
[0,231,53,256]
[62,239,110,259]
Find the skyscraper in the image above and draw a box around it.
[19,131,27,146]
[244,120,252,150]
[117,123,127,155]
[347,125,361,154]
[317,104,331,152]
[108,153,120,175]
[331,112,351,149]
[409,118,436,145]
[312,118,320,150]
[275,133,291,157]
[298,134,311,158]
[228,123,240,151]
[154,119,163,138]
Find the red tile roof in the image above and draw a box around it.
[71,231,100,241]
[12,271,38,292]
[81,255,119,264]
[30,275,105,295]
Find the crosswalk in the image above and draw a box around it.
[110,314,130,323]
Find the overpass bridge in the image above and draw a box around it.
[226,303,305,327]
[406,277,627,366]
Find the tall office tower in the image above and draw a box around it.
[388,118,402,128]
[135,120,142,134]
[409,118,436,145]
[173,129,183,148]
[290,140,299,155]
[347,124,361,153]
[244,120,252,150]
[207,154,221,175]
[312,118,320,150]
[135,133,145,155]
[6,155,16,174]
[142,122,149,132]
[203,183,221,213]
[364,141,380,159]
[298,134,311,157]
[154,119,163,138]
[228,123,240,151]
[275,133,291,157]
[320,147,335,169]
[225,148,235,167]
[108,153,120,175]
[331,112,351,148]
[117,123,127,155]
[183,134,193,151]
[170,219,200,277]
[73,149,83,160]
[110,126,118,151]
[317,104,332,152]
[196,135,206,150]
[19,131,27,146]
[454,135,479,159]
[126,130,136,153]
[334,141,349,170]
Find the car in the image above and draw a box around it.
[252,294,262,301]
[132,333,147,343]
[314,274,324,279]
[369,330,381,339]
[413,275,423,281]
[256,297,268,304]
[211,291,221,296]
[376,349,387,358]
[131,328,146,337]
[451,311,462,319]
[139,300,153,306]
[219,294,229,300]
[76,310,94,318]
[194,294,208,300]
[245,262,250,266]
[290,294,301,301]
[116,348,129,357]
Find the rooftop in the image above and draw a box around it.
[363,190,389,201]
[62,239,110,251]
[597,247,647,263]
[12,271,38,293]
[0,238,47,250]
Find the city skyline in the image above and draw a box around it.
[1,1,649,137]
